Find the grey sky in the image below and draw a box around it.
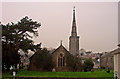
[2,2,118,53]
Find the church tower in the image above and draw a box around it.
[69,6,79,56]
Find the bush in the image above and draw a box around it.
[83,58,94,72]
[106,68,110,73]
[66,53,82,72]
[31,48,55,71]
[101,66,105,69]
[106,70,110,73]
[91,69,94,72]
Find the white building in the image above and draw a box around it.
[113,45,120,79]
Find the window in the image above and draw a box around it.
[111,57,113,63]
[60,58,62,66]
[115,55,117,65]
[58,57,60,67]
[58,53,65,67]
[63,57,65,66]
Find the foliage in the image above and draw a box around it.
[31,48,55,71]
[1,16,41,71]
[101,66,105,69]
[106,68,110,73]
[66,53,82,72]
[2,42,20,71]
[83,58,94,72]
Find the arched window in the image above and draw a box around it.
[58,57,60,67]
[58,53,65,67]
[60,58,62,66]
[63,57,65,66]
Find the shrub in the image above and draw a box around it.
[91,69,94,72]
[106,68,110,73]
[101,66,105,69]
[31,48,55,71]
[83,58,94,72]
[66,53,82,72]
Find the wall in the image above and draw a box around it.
[118,54,120,79]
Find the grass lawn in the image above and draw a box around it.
[2,69,114,78]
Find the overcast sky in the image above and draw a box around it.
[2,2,118,53]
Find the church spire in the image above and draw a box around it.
[69,6,79,56]
[71,6,77,36]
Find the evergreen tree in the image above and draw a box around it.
[2,16,41,71]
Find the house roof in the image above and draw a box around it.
[101,48,120,57]
[101,52,113,58]
[112,48,120,55]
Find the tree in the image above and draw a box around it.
[83,58,94,72]
[2,42,20,71]
[31,48,55,71]
[66,53,82,72]
[2,16,41,71]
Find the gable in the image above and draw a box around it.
[52,45,70,56]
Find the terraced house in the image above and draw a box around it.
[100,52,114,70]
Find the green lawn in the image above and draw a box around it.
[2,69,114,78]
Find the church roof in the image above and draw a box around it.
[29,49,42,59]
[51,43,70,54]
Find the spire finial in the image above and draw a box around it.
[60,40,62,45]
[73,6,76,22]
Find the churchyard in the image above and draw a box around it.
[2,69,114,79]
[2,3,119,78]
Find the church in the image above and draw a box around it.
[29,7,80,72]
[51,7,80,71]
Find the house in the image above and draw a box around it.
[100,51,114,70]
[113,44,120,79]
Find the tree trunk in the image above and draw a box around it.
[15,64,17,69]
[19,63,21,70]
[21,63,23,69]
[6,65,10,71]
[2,64,4,71]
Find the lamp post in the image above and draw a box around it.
[97,53,101,69]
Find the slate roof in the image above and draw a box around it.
[112,48,120,55]
[101,48,120,57]
[101,52,113,58]
[51,44,70,54]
